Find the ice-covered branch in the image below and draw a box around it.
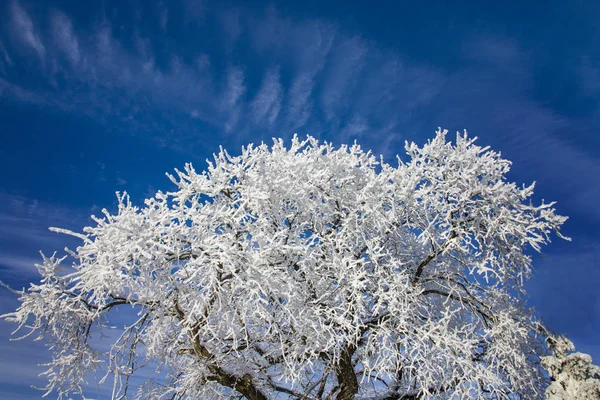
[1,130,569,399]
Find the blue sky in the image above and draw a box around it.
[0,0,599,398]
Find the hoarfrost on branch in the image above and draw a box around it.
[2,129,570,399]
[541,334,600,400]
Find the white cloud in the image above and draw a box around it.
[134,32,156,74]
[9,0,45,61]
[0,3,438,152]
[9,1,595,193]
[320,35,368,121]
[432,37,600,220]
[222,66,245,108]
[341,116,369,139]
[0,254,40,276]
[293,20,336,77]
[221,66,246,132]
[0,40,13,73]
[286,73,314,130]
[355,58,442,128]
[51,11,80,66]
[246,11,336,132]
[0,3,598,380]
[96,18,114,61]
[157,1,169,32]
[249,8,335,78]
[0,77,42,104]
[251,66,283,125]
[0,193,90,285]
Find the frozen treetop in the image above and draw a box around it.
[2,129,569,399]
[542,335,600,400]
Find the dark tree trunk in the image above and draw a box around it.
[335,345,359,400]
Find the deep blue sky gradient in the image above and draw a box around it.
[0,1,599,398]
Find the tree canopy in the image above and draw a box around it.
[541,334,600,400]
[2,130,569,399]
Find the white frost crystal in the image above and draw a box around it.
[2,130,570,399]
[542,336,600,400]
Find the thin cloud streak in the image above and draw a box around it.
[50,10,80,66]
[0,3,598,224]
[320,35,368,123]
[0,254,41,277]
[286,73,315,132]
[157,1,169,32]
[1,2,432,144]
[0,40,13,74]
[434,36,600,221]
[221,66,246,132]
[251,66,283,126]
[0,2,599,389]
[9,0,45,61]
[0,290,161,399]
[0,193,89,283]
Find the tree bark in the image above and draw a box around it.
[174,299,268,400]
[335,344,359,400]
[208,370,268,400]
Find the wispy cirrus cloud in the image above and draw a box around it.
[0,194,170,398]
[0,254,43,278]
[0,77,48,105]
[1,1,435,149]
[157,1,169,32]
[0,40,13,74]
[9,0,45,61]
[0,193,89,284]
[221,65,246,132]
[251,66,282,126]
[1,4,222,146]
[0,0,599,378]
[50,10,80,66]
[320,36,368,123]
[0,292,50,398]
[430,36,600,221]
[0,2,598,221]
[286,73,315,132]
[0,289,163,399]
[248,9,336,133]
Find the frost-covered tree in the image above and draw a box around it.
[2,129,570,399]
[541,334,600,400]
